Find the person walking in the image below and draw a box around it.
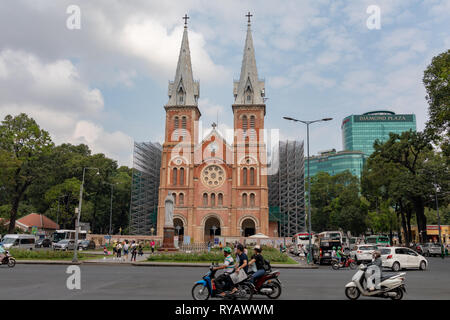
[138,243,144,256]
[116,242,122,259]
[130,240,137,262]
[112,241,117,260]
[123,240,129,261]
[207,241,211,253]
[151,240,155,254]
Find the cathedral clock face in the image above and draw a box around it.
[201,165,225,188]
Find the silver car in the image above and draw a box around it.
[53,240,75,251]
[421,243,442,257]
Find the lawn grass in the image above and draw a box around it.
[9,249,97,261]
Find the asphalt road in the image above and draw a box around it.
[1,257,449,300]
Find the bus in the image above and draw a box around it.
[318,231,344,243]
[292,233,317,254]
[52,230,87,243]
[365,235,390,246]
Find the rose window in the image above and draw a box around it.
[202,165,225,188]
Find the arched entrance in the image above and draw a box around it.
[174,218,184,243]
[204,216,221,242]
[241,218,256,237]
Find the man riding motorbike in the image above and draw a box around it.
[248,245,265,283]
[229,244,249,294]
[365,250,382,291]
[0,243,5,262]
[212,247,235,297]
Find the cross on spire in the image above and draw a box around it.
[246,12,253,25]
[183,14,189,28]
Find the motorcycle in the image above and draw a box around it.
[331,256,357,270]
[244,269,282,299]
[345,264,406,300]
[191,263,253,300]
[1,251,16,268]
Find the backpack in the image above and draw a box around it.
[263,259,271,271]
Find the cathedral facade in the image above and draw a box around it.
[156,16,276,242]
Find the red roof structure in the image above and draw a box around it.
[17,213,59,230]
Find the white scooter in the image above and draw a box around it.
[345,264,406,300]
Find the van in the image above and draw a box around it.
[1,234,36,250]
[365,235,390,246]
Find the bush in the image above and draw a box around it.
[9,249,85,260]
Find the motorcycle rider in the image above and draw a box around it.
[365,250,382,291]
[213,247,235,297]
[228,244,249,294]
[338,246,346,266]
[248,245,265,284]
[0,243,5,262]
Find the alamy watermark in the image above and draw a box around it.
[66,5,81,30]
[366,5,381,30]
[66,265,81,290]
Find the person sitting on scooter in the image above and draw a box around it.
[338,247,346,266]
[0,243,6,263]
[365,250,382,291]
[248,245,265,284]
[228,244,249,295]
[213,247,235,297]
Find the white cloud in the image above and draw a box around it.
[0,49,133,166]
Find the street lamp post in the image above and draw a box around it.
[211,225,218,243]
[151,227,155,236]
[104,182,119,243]
[283,116,333,264]
[73,167,99,263]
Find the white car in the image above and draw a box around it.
[350,244,378,263]
[380,247,427,271]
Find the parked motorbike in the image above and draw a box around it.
[191,263,253,300]
[1,251,16,268]
[331,256,357,270]
[345,264,406,300]
[244,269,282,299]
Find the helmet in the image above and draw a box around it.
[332,246,336,250]
[338,246,341,249]
[223,247,232,254]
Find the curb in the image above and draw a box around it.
[16,260,82,265]
[15,260,318,269]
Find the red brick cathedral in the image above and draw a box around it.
[157,15,276,242]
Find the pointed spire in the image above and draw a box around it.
[167,14,199,106]
[233,12,265,105]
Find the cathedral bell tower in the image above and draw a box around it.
[231,12,269,236]
[158,14,200,238]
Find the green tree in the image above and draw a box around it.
[423,49,450,159]
[0,114,54,233]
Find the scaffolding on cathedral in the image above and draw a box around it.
[129,141,162,235]
[268,140,306,237]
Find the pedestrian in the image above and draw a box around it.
[138,243,144,256]
[151,239,155,254]
[103,245,108,260]
[123,240,129,261]
[207,241,211,253]
[112,241,117,260]
[116,242,122,259]
[130,240,137,262]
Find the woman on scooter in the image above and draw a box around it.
[248,245,265,283]
[366,250,382,291]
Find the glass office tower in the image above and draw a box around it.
[307,149,366,179]
[342,110,416,156]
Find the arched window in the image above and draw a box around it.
[173,168,177,185]
[203,193,208,206]
[250,115,255,129]
[250,193,255,207]
[243,168,247,185]
[250,167,255,185]
[218,193,223,206]
[242,193,248,207]
[181,116,187,138]
[211,193,216,207]
[174,117,179,140]
[172,193,176,205]
[179,193,184,205]
[242,115,248,132]
[179,167,184,186]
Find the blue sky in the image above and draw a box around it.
[0,0,449,166]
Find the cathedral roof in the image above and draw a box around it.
[167,19,199,107]
[233,13,265,105]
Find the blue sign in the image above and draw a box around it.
[104,235,112,240]
[183,236,191,244]
[214,237,219,245]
